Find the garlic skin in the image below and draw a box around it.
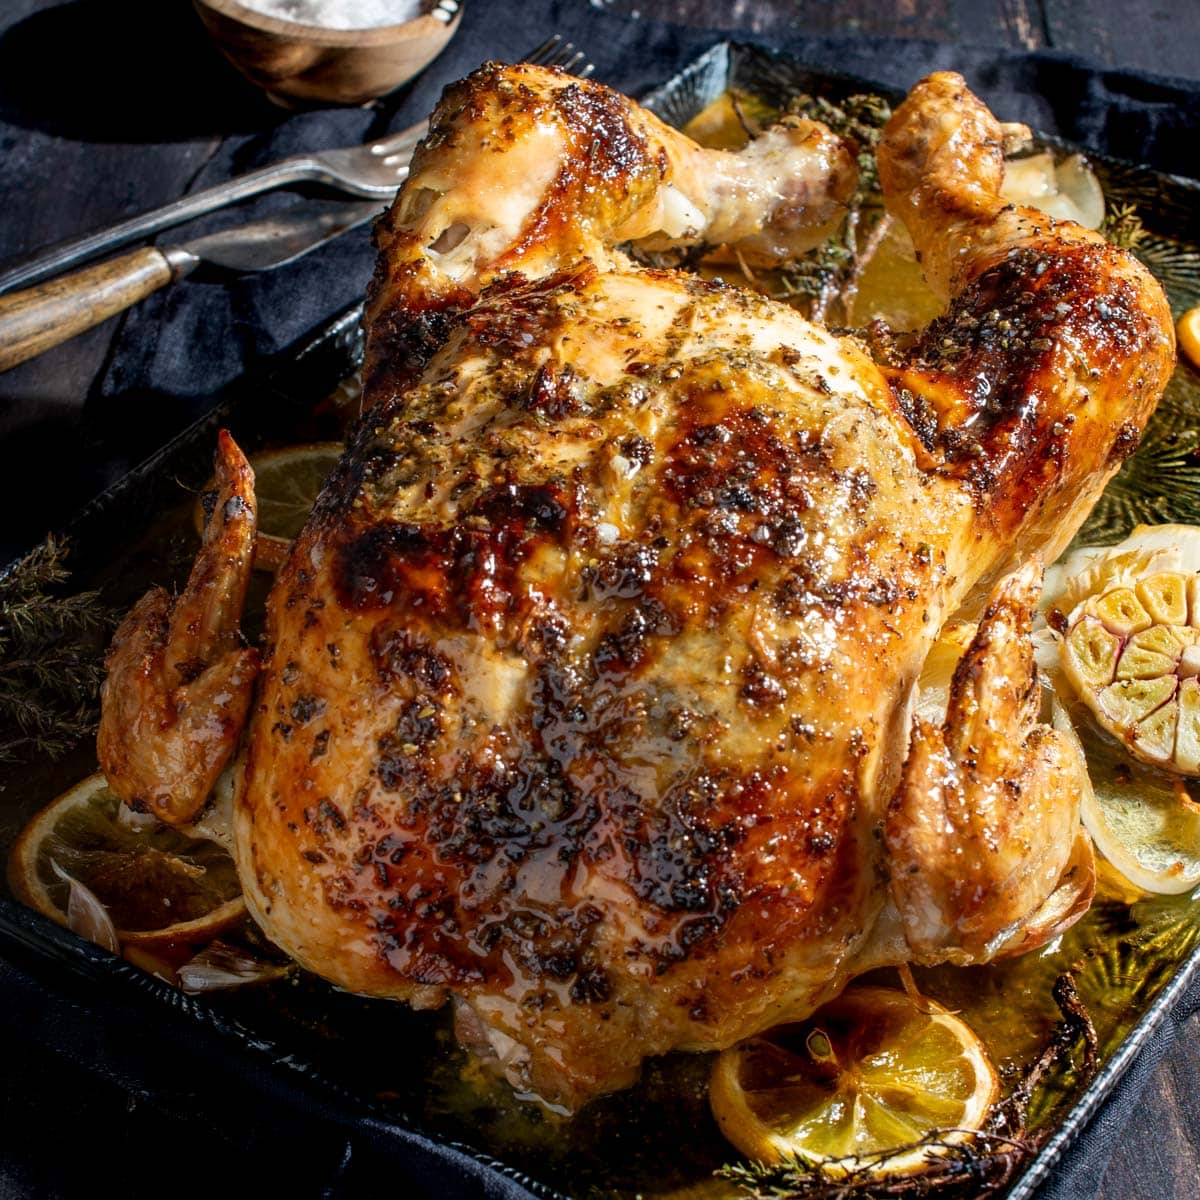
[49,860,119,954]
[177,941,291,993]
[1044,523,1200,775]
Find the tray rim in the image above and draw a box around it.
[2,39,1199,1200]
[1009,943,1200,1198]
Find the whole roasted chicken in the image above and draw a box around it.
[100,67,1174,1111]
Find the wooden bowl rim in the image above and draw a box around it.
[195,0,458,47]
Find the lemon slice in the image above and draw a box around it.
[194,442,342,572]
[1083,786,1200,895]
[848,220,946,332]
[1076,730,1200,895]
[8,773,245,947]
[1179,307,1200,372]
[1056,678,1200,894]
[710,986,998,1173]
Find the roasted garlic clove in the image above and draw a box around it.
[1136,571,1189,625]
[1132,698,1178,765]
[1176,679,1200,774]
[1064,616,1120,688]
[1129,624,1192,659]
[1115,643,1175,681]
[1087,587,1152,636]
[1096,675,1175,727]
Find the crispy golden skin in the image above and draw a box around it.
[887,561,1096,964]
[102,67,1174,1111]
[99,431,259,824]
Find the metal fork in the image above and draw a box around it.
[0,36,595,294]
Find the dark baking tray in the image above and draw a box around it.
[3,40,1200,1200]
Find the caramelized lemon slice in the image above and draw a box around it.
[709,986,998,1173]
[7,773,245,947]
[1083,785,1200,895]
[194,442,342,572]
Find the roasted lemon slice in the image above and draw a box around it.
[1083,781,1200,895]
[8,773,245,948]
[1070,721,1200,896]
[194,442,342,572]
[709,986,998,1173]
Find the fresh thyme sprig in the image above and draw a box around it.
[775,241,854,302]
[0,535,114,763]
[1102,201,1147,251]
[719,1133,1033,1200]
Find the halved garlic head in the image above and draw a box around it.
[1050,524,1200,774]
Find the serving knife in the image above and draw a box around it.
[0,198,382,373]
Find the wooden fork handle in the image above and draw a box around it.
[0,246,178,372]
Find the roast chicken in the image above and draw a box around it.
[100,67,1174,1111]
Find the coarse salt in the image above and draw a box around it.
[237,0,424,30]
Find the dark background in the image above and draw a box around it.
[1,0,1198,1197]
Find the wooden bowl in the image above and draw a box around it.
[193,0,463,107]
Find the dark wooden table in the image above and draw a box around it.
[0,1,1197,1196]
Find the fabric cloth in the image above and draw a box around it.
[3,0,1200,1195]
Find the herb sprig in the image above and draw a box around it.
[1101,201,1147,251]
[0,535,114,762]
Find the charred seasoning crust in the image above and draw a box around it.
[273,639,780,995]
[333,482,569,631]
[888,239,1167,517]
[329,712,853,994]
[362,286,464,398]
[278,352,883,1000]
[365,63,666,400]
[466,264,600,353]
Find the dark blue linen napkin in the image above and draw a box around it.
[2,0,1199,1195]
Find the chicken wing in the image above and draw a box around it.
[886,560,1096,965]
[98,430,259,824]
